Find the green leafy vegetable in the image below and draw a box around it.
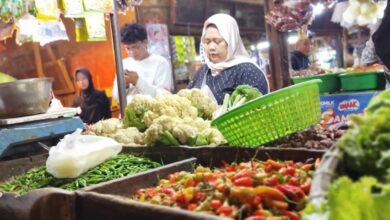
[123,106,148,131]
[302,176,390,220]
[336,90,390,181]
[231,84,262,102]
[156,131,180,146]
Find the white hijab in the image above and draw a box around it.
[201,13,256,72]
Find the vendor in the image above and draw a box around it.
[187,13,269,104]
[290,38,315,71]
[72,67,111,124]
[373,2,390,84]
[112,23,173,104]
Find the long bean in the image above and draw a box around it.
[0,154,160,194]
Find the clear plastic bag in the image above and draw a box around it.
[46,129,122,178]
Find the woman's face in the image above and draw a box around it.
[76,72,89,90]
[203,26,228,63]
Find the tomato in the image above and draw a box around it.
[187,203,197,211]
[210,200,222,209]
[288,177,299,186]
[282,210,301,220]
[266,175,279,186]
[217,205,233,216]
[234,177,254,187]
[245,216,265,220]
[300,179,312,194]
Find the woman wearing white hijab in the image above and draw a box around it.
[188,13,269,104]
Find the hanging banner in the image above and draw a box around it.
[320,91,378,128]
[84,11,106,41]
[145,23,171,60]
[61,0,84,18]
[35,0,59,21]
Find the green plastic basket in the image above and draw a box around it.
[211,80,322,146]
[291,73,341,94]
[339,71,386,91]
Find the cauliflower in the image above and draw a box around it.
[90,118,122,135]
[144,95,198,127]
[182,117,211,132]
[144,123,164,146]
[201,128,227,145]
[172,124,198,144]
[123,94,155,131]
[112,127,144,146]
[177,89,217,119]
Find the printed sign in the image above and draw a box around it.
[320,92,378,128]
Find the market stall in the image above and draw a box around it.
[1,0,390,220]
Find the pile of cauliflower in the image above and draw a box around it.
[89,89,226,147]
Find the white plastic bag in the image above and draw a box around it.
[46,129,122,178]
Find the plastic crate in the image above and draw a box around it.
[211,80,322,146]
[291,73,341,94]
[339,71,386,91]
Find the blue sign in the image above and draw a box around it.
[320,91,378,128]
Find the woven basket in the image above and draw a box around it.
[212,80,322,146]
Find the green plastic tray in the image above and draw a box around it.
[212,80,322,146]
[339,71,386,91]
[292,73,341,94]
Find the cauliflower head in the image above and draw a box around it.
[112,127,144,146]
[172,124,198,144]
[90,118,122,135]
[201,128,227,145]
[177,88,217,119]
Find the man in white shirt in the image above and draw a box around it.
[112,23,173,104]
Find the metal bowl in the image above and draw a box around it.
[0,78,53,119]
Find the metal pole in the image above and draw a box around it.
[110,0,126,116]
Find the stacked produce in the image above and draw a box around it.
[88,89,226,146]
[266,125,345,150]
[131,159,318,219]
[302,90,390,219]
[265,0,313,32]
[0,154,160,194]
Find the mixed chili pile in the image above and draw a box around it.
[131,158,319,220]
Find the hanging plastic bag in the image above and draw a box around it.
[15,14,37,45]
[84,11,107,41]
[46,129,122,178]
[34,20,69,46]
[61,0,84,18]
[35,0,59,21]
[200,72,218,105]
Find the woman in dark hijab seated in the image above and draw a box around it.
[72,67,111,124]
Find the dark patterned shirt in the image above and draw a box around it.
[187,63,269,104]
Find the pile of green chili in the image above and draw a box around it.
[0,154,161,194]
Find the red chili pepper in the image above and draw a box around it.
[187,203,197,211]
[210,200,222,209]
[266,159,284,169]
[302,164,312,171]
[288,177,299,186]
[282,210,301,220]
[233,169,256,180]
[245,216,266,220]
[217,205,233,216]
[279,166,295,176]
[300,179,312,194]
[276,184,305,202]
[266,174,279,186]
[234,176,254,187]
